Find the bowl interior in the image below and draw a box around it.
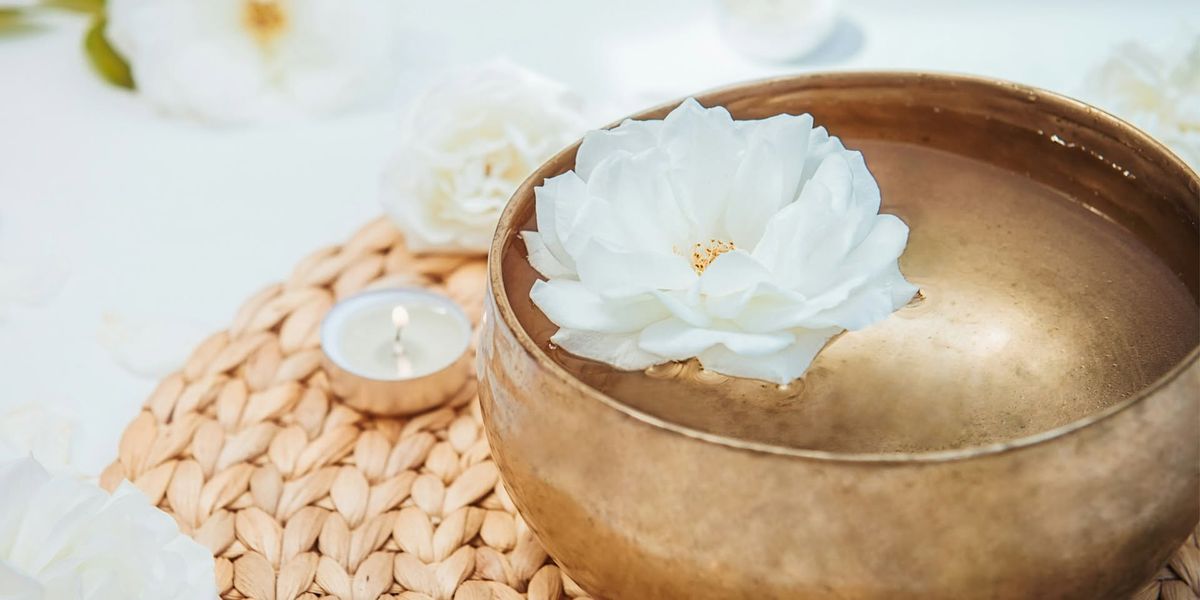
[495,73,1199,454]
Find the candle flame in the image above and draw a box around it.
[391,305,410,328]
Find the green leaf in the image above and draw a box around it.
[43,0,104,15]
[0,9,30,33]
[83,15,133,89]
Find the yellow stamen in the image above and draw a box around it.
[689,239,736,274]
[243,0,287,45]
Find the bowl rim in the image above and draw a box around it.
[486,70,1200,464]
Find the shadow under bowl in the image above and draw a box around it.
[478,72,1200,599]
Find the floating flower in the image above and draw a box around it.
[0,457,216,599]
[524,99,917,384]
[1082,36,1200,171]
[381,60,587,254]
[105,0,401,123]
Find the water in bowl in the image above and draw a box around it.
[505,140,1198,453]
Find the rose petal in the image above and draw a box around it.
[530,279,669,333]
[844,214,911,268]
[651,289,711,328]
[551,329,665,370]
[792,213,911,307]
[638,318,794,359]
[726,113,814,247]
[521,231,575,279]
[0,457,217,598]
[697,327,839,385]
[735,112,815,182]
[752,154,873,290]
[791,154,863,265]
[661,99,742,235]
[576,118,663,179]
[805,263,918,330]
[705,280,802,322]
[724,136,785,247]
[732,278,863,332]
[799,125,842,181]
[698,249,772,297]
[0,459,50,544]
[562,197,632,264]
[576,241,695,298]
[534,172,587,270]
[586,148,690,251]
[750,182,837,285]
[816,152,855,212]
[0,561,42,598]
[845,150,883,237]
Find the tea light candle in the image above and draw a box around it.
[716,0,839,63]
[321,288,472,415]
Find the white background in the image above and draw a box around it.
[1,0,1196,475]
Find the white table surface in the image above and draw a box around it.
[1,0,1195,476]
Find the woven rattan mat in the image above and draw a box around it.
[102,217,1198,600]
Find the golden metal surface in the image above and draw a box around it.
[479,73,1200,599]
[322,350,471,416]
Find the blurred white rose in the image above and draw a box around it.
[1082,36,1200,171]
[106,0,401,123]
[381,60,588,254]
[0,404,75,471]
[0,457,216,599]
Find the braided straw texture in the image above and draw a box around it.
[101,216,1198,600]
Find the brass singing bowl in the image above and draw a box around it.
[477,73,1200,599]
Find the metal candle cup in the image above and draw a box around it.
[321,288,472,416]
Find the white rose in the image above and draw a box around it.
[1082,36,1200,171]
[0,457,216,599]
[0,404,75,470]
[524,99,917,384]
[106,0,401,123]
[381,60,587,254]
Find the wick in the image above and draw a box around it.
[391,305,410,356]
[395,353,414,378]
